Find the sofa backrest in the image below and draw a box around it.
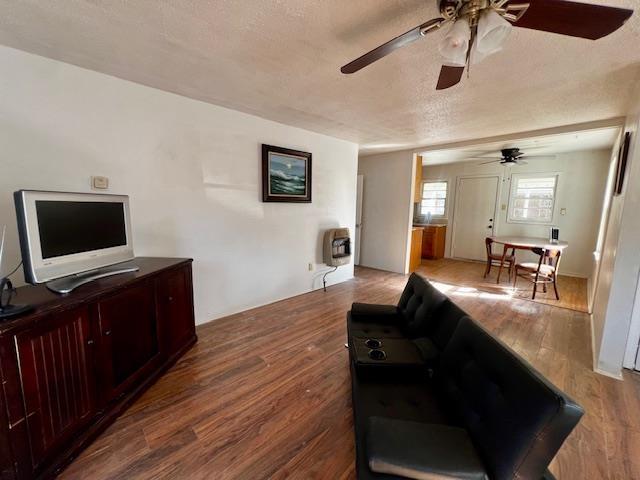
[435,317,584,480]
[397,274,466,350]
[428,299,468,351]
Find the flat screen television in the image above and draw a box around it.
[14,190,135,288]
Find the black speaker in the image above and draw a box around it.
[550,227,560,244]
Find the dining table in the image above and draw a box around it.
[490,235,569,284]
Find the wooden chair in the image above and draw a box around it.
[513,248,562,300]
[484,237,516,279]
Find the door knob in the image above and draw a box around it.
[104,330,112,336]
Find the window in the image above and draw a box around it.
[508,174,558,224]
[420,181,447,217]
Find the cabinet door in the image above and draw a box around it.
[156,266,195,358]
[96,281,161,402]
[15,307,96,469]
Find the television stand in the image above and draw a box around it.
[46,264,140,294]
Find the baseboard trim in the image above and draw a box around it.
[588,313,624,380]
[594,366,624,381]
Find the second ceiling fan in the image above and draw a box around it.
[340,0,634,90]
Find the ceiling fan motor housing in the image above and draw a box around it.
[501,147,522,159]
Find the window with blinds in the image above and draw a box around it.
[508,174,558,224]
[420,181,447,217]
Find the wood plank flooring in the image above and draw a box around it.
[59,263,640,479]
[419,258,589,312]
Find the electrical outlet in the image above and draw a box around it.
[91,176,109,190]
[560,208,567,215]
[308,263,314,271]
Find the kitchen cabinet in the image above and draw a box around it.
[421,225,447,259]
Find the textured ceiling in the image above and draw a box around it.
[419,126,619,164]
[0,0,639,154]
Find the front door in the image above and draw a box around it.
[451,175,500,261]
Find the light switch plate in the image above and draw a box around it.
[560,208,566,215]
[91,176,109,190]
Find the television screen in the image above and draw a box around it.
[14,190,134,285]
[35,201,127,259]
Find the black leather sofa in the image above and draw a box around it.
[347,273,583,480]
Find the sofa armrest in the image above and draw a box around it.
[366,417,488,480]
[350,303,401,324]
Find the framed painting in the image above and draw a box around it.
[614,132,631,196]
[262,144,312,203]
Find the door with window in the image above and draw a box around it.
[451,175,500,261]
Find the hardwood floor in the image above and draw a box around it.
[419,258,589,312]
[59,264,640,479]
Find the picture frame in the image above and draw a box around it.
[262,144,312,203]
[614,132,631,196]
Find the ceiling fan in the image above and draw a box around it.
[469,147,553,165]
[340,0,634,89]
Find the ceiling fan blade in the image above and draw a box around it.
[513,0,633,40]
[478,159,501,165]
[341,18,444,74]
[519,155,556,159]
[515,160,529,165]
[436,65,465,90]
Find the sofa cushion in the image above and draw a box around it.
[429,299,468,351]
[348,312,405,339]
[435,317,584,480]
[366,417,488,480]
[398,273,448,338]
[411,337,439,365]
[350,303,402,324]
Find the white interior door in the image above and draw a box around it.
[451,175,499,261]
[354,175,364,265]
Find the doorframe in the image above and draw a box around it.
[450,174,503,260]
[354,174,364,265]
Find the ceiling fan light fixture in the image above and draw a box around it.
[438,18,471,67]
[475,9,512,56]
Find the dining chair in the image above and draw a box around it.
[484,237,516,280]
[513,248,562,300]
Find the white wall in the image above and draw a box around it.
[357,151,415,274]
[592,82,640,376]
[422,150,610,278]
[0,46,358,325]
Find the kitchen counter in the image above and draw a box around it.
[413,223,447,227]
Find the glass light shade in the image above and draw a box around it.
[476,9,512,55]
[439,18,471,67]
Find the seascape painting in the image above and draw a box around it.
[262,144,312,202]
[269,153,307,196]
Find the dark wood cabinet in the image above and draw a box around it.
[96,281,161,403]
[0,258,196,479]
[156,267,195,359]
[15,307,96,470]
